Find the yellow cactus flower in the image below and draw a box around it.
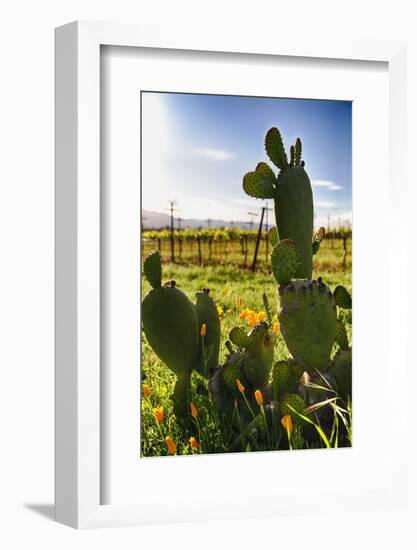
[273,322,280,335]
[165,436,177,455]
[257,311,266,322]
[200,323,207,337]
[190,401,198,418]
[142,384,150,398]
[217,306,224,319]
[281,414,293,433]
[189,436,199,449]
[247,313,257,327]
[254,389,263,405]
[153,406,164,424]
[239,308,250,320]
[236,378,245,393]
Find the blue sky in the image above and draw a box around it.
[141,92,352,228]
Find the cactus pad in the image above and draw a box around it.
[255,161,276,183]
[268,226,278,247]
[143,250,162,289]
[333,285,352,309]
[222,352,247,394]
[280,393,306,425]
[229,326,250,349]
[242,170,276,199]
[312,227,326,256]
[335,319,349,350]
[265,127,288,169]
[278,278,337,373]
[272,360,298,400]
[195,289,221,377]
[142,285,199,377]
[332,348,352,401]
[294,138,302,165]
[271,239,301,284]
[275,165,314,278]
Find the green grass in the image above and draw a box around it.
[141,246,352,457]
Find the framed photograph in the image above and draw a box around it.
[55,21,407,528]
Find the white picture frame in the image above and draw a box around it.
[55,21,407,529]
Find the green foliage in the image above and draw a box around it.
[271,239,301,284]
[264,127,288,168]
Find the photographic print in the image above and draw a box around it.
[141,92,352,457]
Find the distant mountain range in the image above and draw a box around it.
[142,210,252,230]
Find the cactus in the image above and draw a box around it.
[243,323,275,387]
[280,393,307,425]
[335,318,349,350]
[221,351,248,394]
[271,239,300,284]
[332,348,352,401]
[142,250,223,415]
[278,278,337,374]
[243,128,313,279]
[272,360,300,400]
[195,288,221,377]
[242,127,344,378]
[333,285,352,309]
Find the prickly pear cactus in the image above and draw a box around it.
[271,239,301,284]
[242,128,314,279]
[195,288,221,377]
[243,323,275,387]
[280,393,306,425]
[221,351,247,394]
[141,251,199,417]
[272,359,300,400]
[278,278,337,373]
[332,348,352,401]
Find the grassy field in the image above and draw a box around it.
[141,238,352,457]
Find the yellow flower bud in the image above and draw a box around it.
[153,406,164,424]
[281,414,293,433]
[165,436,177,455]
[273,322,280,334]
[236,378,245,393]
[200,323,207,337]
[254,389,263,405]
[189,436,199,449]
[190,401,198,418]
[142,384,150,398]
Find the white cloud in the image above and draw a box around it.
[193,147,235,161]
[312,180,343,191]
